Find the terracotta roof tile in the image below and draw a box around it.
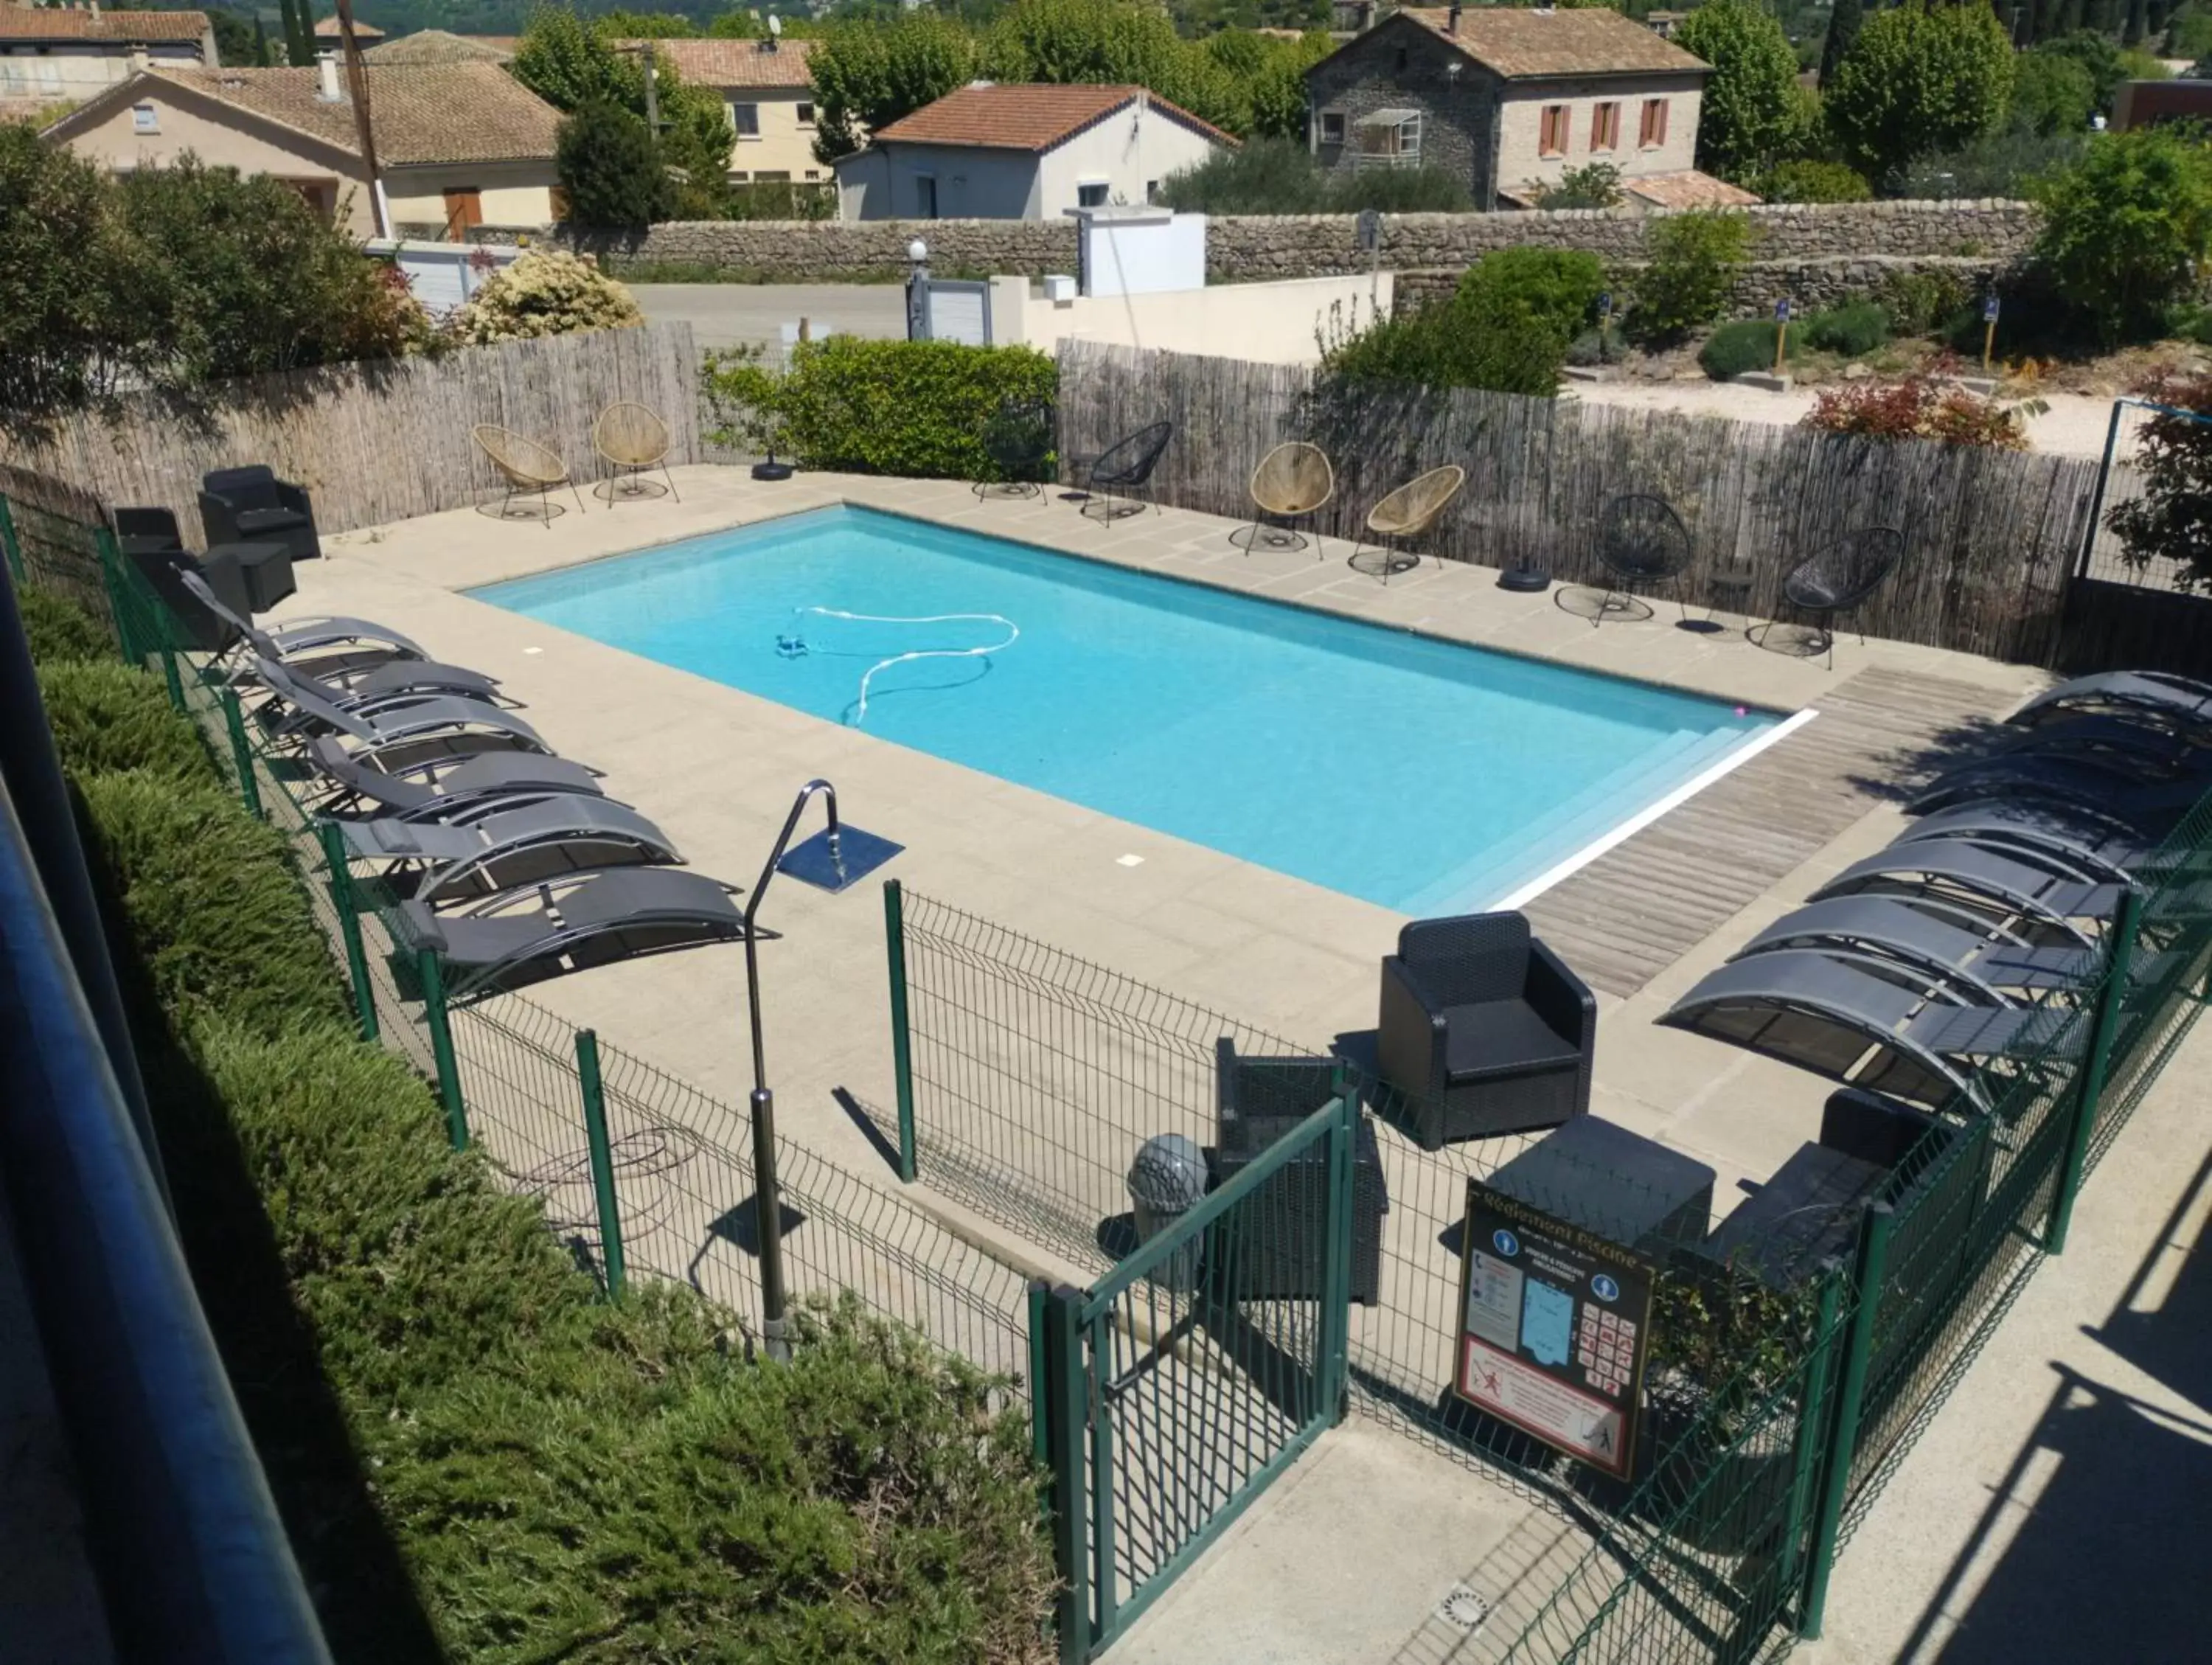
[1623,169,1760,209]
[619,35,817,88]
[361,28,512,65]
[312,15,384,40]
[874,82,1232,152]
[1398,7,1708,78]
[153,63,561,164]
[0,4,209,43]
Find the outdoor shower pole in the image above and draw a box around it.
[742,779,843,1360]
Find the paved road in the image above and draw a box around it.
[629,282,907,351]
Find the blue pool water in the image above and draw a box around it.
[475,507,1775,912]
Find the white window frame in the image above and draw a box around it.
[1319,108,1346,145]
[132,102,159,133]
[729,101,760,139]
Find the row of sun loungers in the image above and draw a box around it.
[178,569,751,1004]
[1660,668,2212,1112]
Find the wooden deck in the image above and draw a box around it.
[1525,666,2015,998]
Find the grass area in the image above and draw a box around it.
[24,588,1054,1664]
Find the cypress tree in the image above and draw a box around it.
[252,16,270,66]
[1818,0,1865,86]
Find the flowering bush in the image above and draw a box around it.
[2107,369,2212,590]
[445,251,643,346]
[1800,368,2032,449]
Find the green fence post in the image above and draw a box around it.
[220,688,263,819]
[94,526,143,666]
[1316,1084,1356,1425]
[2048,886,2142,1254]
[1040,1284,1091,1665]
[418,948,469,1151]
[0,495,23,585]
[1799,1200,1896,1639]
[317,821,380,1043]
[1782,1264,1846,1622]
[883,878,919,1182]
[574,1029,627,1301]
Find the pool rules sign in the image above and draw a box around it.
[1451,1180,1656,1481]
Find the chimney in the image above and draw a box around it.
[129,45,148,72]
[89,1,102,18]
[316,50,342,102]
[1447,2,1461,32]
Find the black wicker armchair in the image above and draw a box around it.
[199,465,321,564]
[1377,913,1596,1150]
[1080,421,1173,522]
[977,397,1056,499]
[1591,493,1691,626]
[1214,1040,1386,1305]
[1754,526,1905,670]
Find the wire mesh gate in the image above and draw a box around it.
[1034,1092,1358,1660]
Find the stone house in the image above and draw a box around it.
[44,55,566,239]
[1305,7,1753,212]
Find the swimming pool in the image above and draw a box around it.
[475,507,1781,913]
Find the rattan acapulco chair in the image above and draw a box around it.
[473,424,585,526]
[1590,493,1693,625]
[1752,526,1906,670]
[1351,465,1465,582]
[1234,442,1335,555]
[592,401,681,504]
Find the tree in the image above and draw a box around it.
[984,0,1243,134]
[1674,0,1805,182]
[206,7,262,68]
[807,11,980,161]
[1823,1,2014,184]
[556,100,673,228]
[2108,369,2212,589]
[2029,125,2212,342]
[2011,47,2098,134]
[1818,0,1863,86]
[277,0,308,69]
[1627,211,1756,344]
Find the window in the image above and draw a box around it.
[442,187,482,242]
[917,174,938,218]
[796,100,815,125]
[1539,103,1569,158]
[1146,178,1161,204]
[729,101,760,138]
[1077,181,1110,208]
[728,170,749,183]
[804,167,820,180]
[131,102,158,133]
[1640,97,1669,148]
[754,170,790,182]
[1319,108,1346,145]
[1590,101,1619,153]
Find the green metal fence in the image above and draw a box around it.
[1037,1091,1359,1659]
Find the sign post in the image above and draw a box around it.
[1772,296,1791,377]
[1451,1180,1656,1481]
[1981,292,2001,373]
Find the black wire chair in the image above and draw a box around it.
[975,397,1056,500]
[1754,526,1906,670]
[1590,494,1693,626]
[1080,421,1174,522]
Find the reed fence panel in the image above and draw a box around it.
[1,323,700,546]
[1056,342,2099,666]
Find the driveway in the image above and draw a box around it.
[627,282,908,351]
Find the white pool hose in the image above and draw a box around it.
[777,608,1019,724]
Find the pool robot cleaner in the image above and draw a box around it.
[776,607,1019,725]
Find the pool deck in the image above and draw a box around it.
[277,464,2051,1663]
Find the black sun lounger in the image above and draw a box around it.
[254,661,547,772]
[391,868,752,1002]
[1808,838,2121,951]
[337,796,681,905]
[2008,670,2212,734]
[303,737,611,822]
[1658,948,2087,1110]
[177,568,427,671]
[1986,713,2212,777]
[1907,754,2212,824]
[246,650,510,734]
[1897,800,2161,886]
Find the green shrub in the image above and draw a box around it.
[1759,159,1872,204]
[1532,162,1624,210]
[1321,296,1564,397]
[1823,1,2016,184]
[1157,135,1473,213]
[1699,319,1784,380]
[1630,212,1755,345]
[2031,125,2212,345]
[1456,247,1607,342]
[555,99,673,229]
[77,771,350,1037]
[36,658,218,786]
[445,250,644,347]
[708,338,1058,479]
[1878,268,1972,336]
[18,581,115,663]
[1894,128,2087,199]
[1565,322,1628,366]
[2011,47,2098,136]
[1802,300,1891,357]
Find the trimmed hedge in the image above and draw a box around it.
[1802,301,1891,358]
[32,617,1054,1662]
[1700,319,1787,380]
[705,336,1059,481]
[18,580,115,662]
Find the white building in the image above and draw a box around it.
[835,82,1234,222]
[0,4,215,117]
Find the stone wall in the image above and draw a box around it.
[1393,254,2003,321]
[550,199,2034,285]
